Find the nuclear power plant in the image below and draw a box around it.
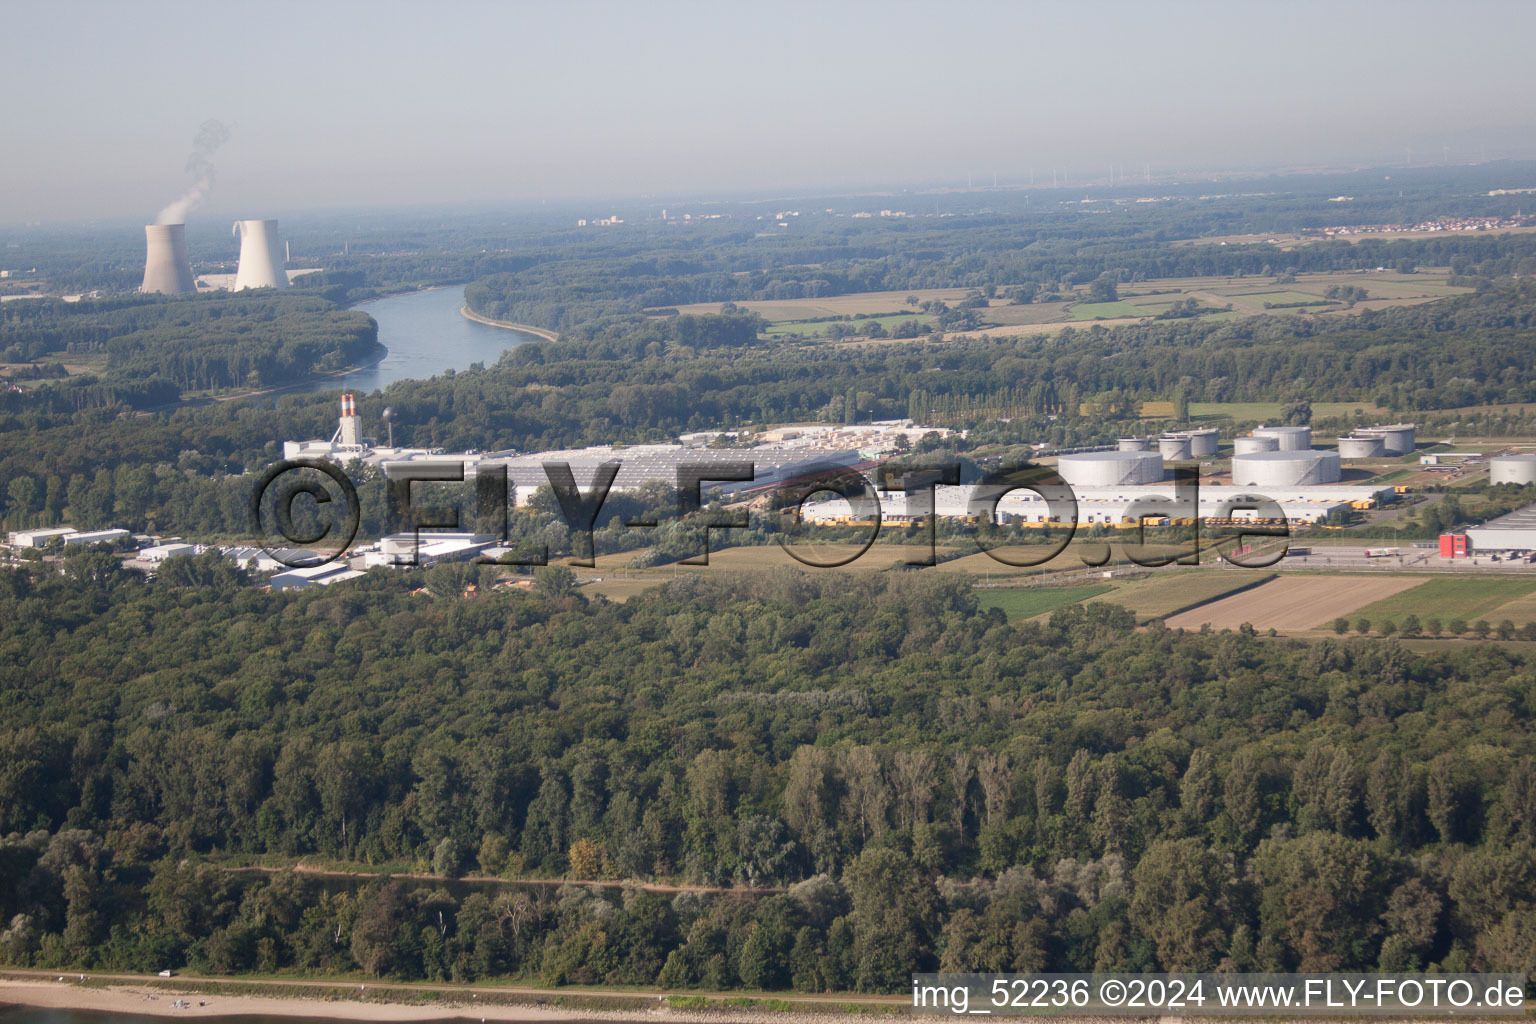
[233,219,289,290]
[140,224,196,295]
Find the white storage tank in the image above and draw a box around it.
[1118,437,1153,452]
[1057,450,1164,487]
[1183,428,1220,457]
[1252,425,1312,451]
[1231,450,1341,487]
[1233,434,1280,455]
[1356,423,1416,455]
[1490,454,1536,486]
[1337,436,1386,459]
[1158,436,1193,461]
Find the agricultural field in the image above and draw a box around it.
[1087,569,1275,623]
[658,270,1472,343]
[977,584,1112,620]
[663,287,975,321]
[1162,574,1424,632]
[1350,576,1536,626]
[1187,400,1389,422]
[764,312,933,338]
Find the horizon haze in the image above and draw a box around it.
[3,0,1536,223]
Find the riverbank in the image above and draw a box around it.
[0,975,898,1024]
[459,306,559,343]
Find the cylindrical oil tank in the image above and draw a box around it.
[1358,424,1415,455]
[1158,436,1193,461]
[1231,450,1341,487]
[1233,434,1279,455]
[1183,429,1219,457]
[1057,450,1164,487]
[1490,454,1536,486]
[141,224,196,295]
[1117,437,1152,452]
[1252,425,1312,451]
[1337,436,1386,458]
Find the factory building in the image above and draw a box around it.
[1251,425,1312,451]
[61,529,130,546]
[6,526,129,548]
[268,563,366,590]
[1231,450,1341,487]
[1233,434,1280,455]
[364,532,498,568]
[7,527,79,548]
[1337,435,1386,458]
[465,445,867,505]
[1464,503,1536,553]
[1489,454,1536,486]
[1056,450,1164,487]
[1354,423,1416,455]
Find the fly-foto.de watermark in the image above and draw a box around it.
[250,458,1295,569]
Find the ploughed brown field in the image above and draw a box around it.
[1162,574,1425,631]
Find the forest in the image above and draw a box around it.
[0,292,380,409]
[0,560,1532,986]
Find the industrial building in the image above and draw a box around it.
[364,532,498,568]
[472,445,866,505]
[232,220,289,290]
[6,526,128,548]
[1490,454,1536,486]
[1231,450,1341,486]
[1251,425,1312,450]
[268,563,366,590]
[1463,503,1536,553]
[7,527,79,548]
[62,529,130,546]
[1056,450,1164,487]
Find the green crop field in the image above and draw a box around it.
[1068,301,1149,320]
[978,584,1112,620]
[1351,577,1536,625]
[764,313,933,338]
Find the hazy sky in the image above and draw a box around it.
[3,0,1535,223]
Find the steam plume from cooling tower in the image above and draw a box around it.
[155,119,231,225]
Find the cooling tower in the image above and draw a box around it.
[140,224,196,295]
[232,219,289,290]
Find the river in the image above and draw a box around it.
[300,286,542,394]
